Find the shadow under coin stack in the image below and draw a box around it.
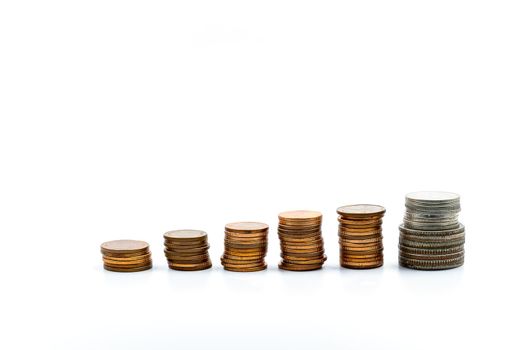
[399,191,465,270]
[337,204,385,269]
[278,210,326,271]
[100,240,152,272]
[164,230,212,271]
[221,222,268,272]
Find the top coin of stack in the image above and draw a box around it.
[278,210,326,271]
[399,191,465,270]
[100,240,152,272]
[164,230,212,271]
[337,204,385,269]
[221,222,268,272]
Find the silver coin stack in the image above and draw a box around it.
[399,191,465,270]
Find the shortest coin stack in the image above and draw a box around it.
[164,230,212,271]
[337,205,385,269]
[101,240,152,272]
[278,210,326,271]
[221,222,268,272]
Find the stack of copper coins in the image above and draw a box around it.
[337,204,385,269]
[221,222,268,272]
[163,230,212,271]
[100,240,152,272]
[278,210,326,271]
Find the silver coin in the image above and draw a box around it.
[398,244,464,255]
[406,191,460,202]
[399,238,465,249]
[399,255,464,270]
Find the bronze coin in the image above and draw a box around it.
[223,264,267,272]
[340,261,383,269]
[278,262,323,271]
[100,240,149,254]
[168,261,213,269]
[221,253,265,261]
[168,261,212,271]
[102,252,152,261]
[103,256,152,265]
[278,224,322,232]
[101,250,151,258]
[163,229,207,241]
[224,222,269,233]
[164,238,208,246]
[164,244,210,253]
[278,210,322,221]
[336,204,386,217]
[224,237,267,245]
[104,264,152,272]
[167,256,211,264]
[225,230,268,237]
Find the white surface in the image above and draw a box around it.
[1,1,524,349]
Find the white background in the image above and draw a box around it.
[1,1,524,349]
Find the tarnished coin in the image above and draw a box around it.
[278,262,323,271]
[399,256,464,270]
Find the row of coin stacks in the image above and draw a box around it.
[100,193,465,272]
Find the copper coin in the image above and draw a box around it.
[221,253,265,260]
[224,222,269,233]
[169,261,212,271]
[168,261,213,269]
[163,229,207,241]
[223,264,267,272]
[279,210,322,221]
[103,263,152,269]
[104,264,152,272]
[164,244,210,253]
[103,257,152,265]
[340,261,383,269]
[100,240,149,254]
[102,252,152,261]
[164,239,208,247]
[225,231,268,239]
[278,262,323,271]
[282,255,327,265]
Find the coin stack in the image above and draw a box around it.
[100,240,152,272]
[278,210,326,271]
[221,222,268,272]
[164,230,212,271]
[399,191,465,270]
[337,204,385,269]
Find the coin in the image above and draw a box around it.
[164,229,207,240]
[225,222,269,233]
[100,240,149,254]
[278,210,322,221]
[337,204,386,217]
[103,264,152,272]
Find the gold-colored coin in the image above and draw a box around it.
[279,210,322,221]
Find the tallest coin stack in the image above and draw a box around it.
[398,191,465,270]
